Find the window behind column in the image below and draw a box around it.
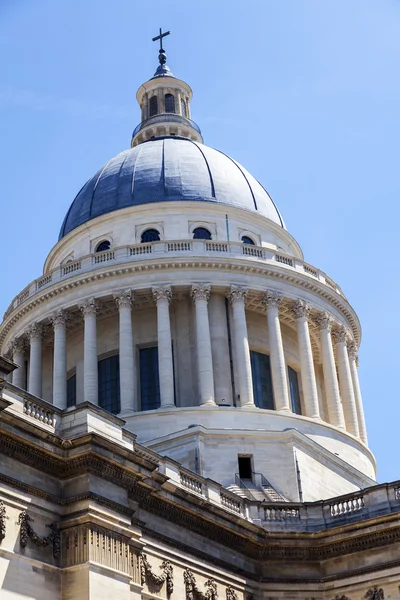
[165,93,175,113]
[288,366,301,414]
[250,351,274,409]
[67,373,76,408]
[140,346,160,411]
[98,355,120,414]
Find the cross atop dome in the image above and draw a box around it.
[152,27,170,66]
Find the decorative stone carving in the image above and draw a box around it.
[183,568,218,600]
[331,325,349,345]
[0,500,8,542]
[332,595,349,600]
[140,552,173,596]
[152,285,172,304]
[346,339,358,358]
[227,285,248,304]
[114,289,133,308]
[313,311,332,331]
[364,589,384,600]
[26,323,43,341]
[226,587,238,600]
[50,309,67,329]
[262,291,282,310]
[191,283,211,303]
[79,297,98,318]
[11,337,26,355]
[17,511,60,558]
[291,299,310,319]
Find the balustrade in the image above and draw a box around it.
[62,260,81,276]
[93,250,115,264]
[329,495,364,516]
[180,471,203,494]
[263,506,300,521]
[36,274,52,290]
[23,399,55,426]
[220,493,242,514]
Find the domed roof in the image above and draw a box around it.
[59,137,284,239]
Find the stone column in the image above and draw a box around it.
[332,326,360,438]
[209,293,232,405]
[51,309,67,409]
[27,323,43,397]
[263,292,290,412]
[347,342,368,445]
[291,300,320,419]
[152,285,175,407]
[314,313,345,428]
[191,284,215,406]
[11,338,26,389]
[79,298,98,405]
[227,286,254,407]
[114,289,135,414]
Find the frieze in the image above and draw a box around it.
[0,500,8,542]
[140,552,174,595]
[183,568,218,600]
[17,510,60,558]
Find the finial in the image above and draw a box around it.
[152,27,171,66]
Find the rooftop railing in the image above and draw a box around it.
[132,113,202,138]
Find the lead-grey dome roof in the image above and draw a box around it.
[59,137,285,239]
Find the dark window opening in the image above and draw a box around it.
[288,366,301,415]
[165,93,175,113]
[141,228,160,243]
[181,98,187,117]
[149,95,158,117]
[241,235,255,245]
[250,351,274,409]
[238,456,252,480]
[67,374,77,408]
[98,355,120,414]
[140,346,160,411]
[193,227,212,240]
[95,240,110,252]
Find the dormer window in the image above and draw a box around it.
[241,235,255,245]
[165,93,175,113]
[95,240,111,252]
[181,98,187,117]
[141,228,160,243]
[193,227,212,240]
[149,95,158,117]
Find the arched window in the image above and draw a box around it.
[149,95,158,117]
[250,351,274,409]
[98,355,120,414]
[165,93,175,113]
[95,240,110,252]
[141,228,160,243]
[181,98,187,117]
[241,235,255,245]
[193,227,212,240]
[288,366,301,415]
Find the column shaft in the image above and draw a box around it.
[333,327,360,437]
[28,324,43,397]
[153,286,175,407]
[292,301,320,418]
[52,310,67,409]
[12,339,26,389]
[114,290,135,414]
[80,299,98,405]
[348,349,368,444]
[264,293,290,412]
[228,286,254,407]
[191,285,215,405]
[209,293,232,405]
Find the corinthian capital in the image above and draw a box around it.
[27,323,43,342]
[291,299,310,319]
[331,324,349,345]
[152,285,172,304]
[79,298,98,318]
[11,337,26,355]
[114,289,133,309]
[263,291,282,310]
[227,285,248,304]
[346,339,358,358]
[50,309,67,329]
[191,283,211,303]
[313,311,333,331]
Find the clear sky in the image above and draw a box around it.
[1,0,399,483]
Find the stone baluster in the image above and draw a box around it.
[114,289,135,414]
[291,300,320,419]
[50,309,67,409]
[263,292,290,412]
[332,325,360,438]
[11,338,26,389]
[347,341,368,445]
[27,323,43,397]
[152,285,175,408]
[227,286,254,407]
[79,298,98,405]
[314,312,345,429]
[191,284,215,406]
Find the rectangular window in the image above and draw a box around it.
[288,366,301,415]
[98,355,120,414]
[140,346,160,411]
[238,456,253,480]
[67,374,77,408]
[250,351,274,409]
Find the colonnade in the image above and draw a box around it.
[9,285,367,444]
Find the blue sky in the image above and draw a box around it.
[1,0,399,483]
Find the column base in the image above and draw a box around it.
[200,401,218,407]
[239,402,257,409]
[159,403,177,409]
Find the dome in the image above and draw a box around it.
[59,137,284,239]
